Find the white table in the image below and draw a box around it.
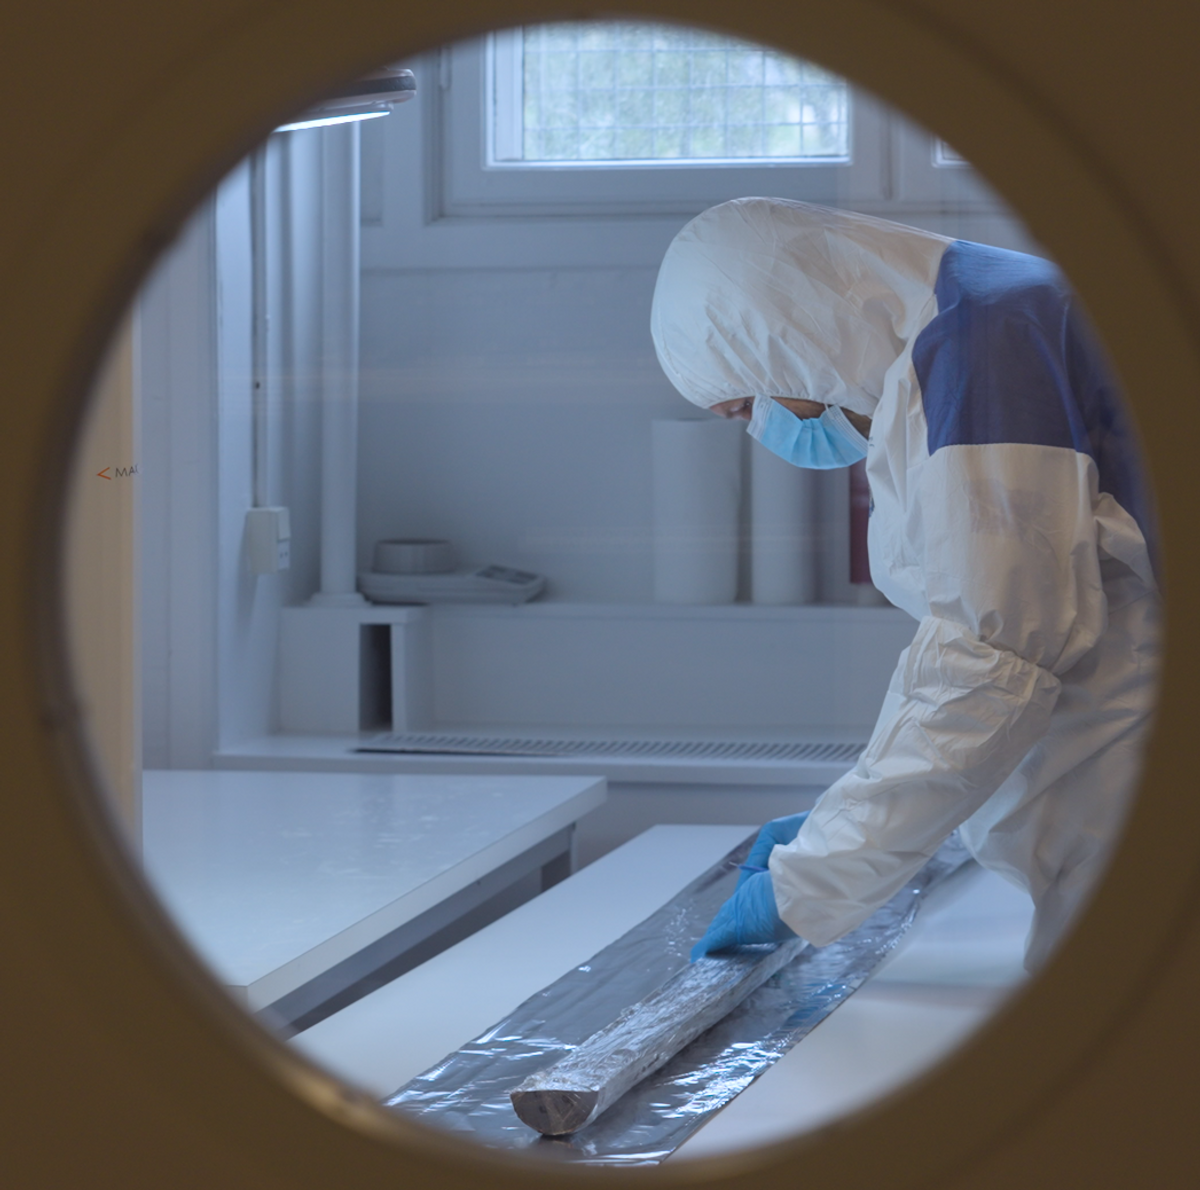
[290,824,1033,1158]
[140,770,606,1027]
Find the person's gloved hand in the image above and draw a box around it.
[735,812,810,888]
[690,870,798,959]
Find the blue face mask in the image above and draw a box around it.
[746,396,869,469]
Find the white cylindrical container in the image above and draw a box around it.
[651,419,742,604]
[749,437,816,604]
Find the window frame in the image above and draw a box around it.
[431,36,892,219]
[361,36,1029,275]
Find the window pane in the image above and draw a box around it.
[503,20,850,164]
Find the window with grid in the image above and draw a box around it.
[490,23,851,166]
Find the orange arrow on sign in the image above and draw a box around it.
[97,468,111,479]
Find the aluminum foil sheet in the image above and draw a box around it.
[385,832,973,1165]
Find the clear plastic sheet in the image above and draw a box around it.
[386,831,973,1165]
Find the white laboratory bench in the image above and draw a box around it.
[140,770,606,1028]
[289,824,1033,1159]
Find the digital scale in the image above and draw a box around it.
[358,563,546,605]
[359,538,546,605]
[360,555,545,605]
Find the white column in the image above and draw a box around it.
[311,121,365,606]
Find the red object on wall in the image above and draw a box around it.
[849,459,872,585]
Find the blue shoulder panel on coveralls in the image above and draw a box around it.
[912,239,1156,552]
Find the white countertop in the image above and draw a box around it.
[291,824,754,1088]
[141,770,606,1010]
[289,824,1033,1158]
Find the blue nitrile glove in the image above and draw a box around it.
[735,812,811,888]
[691,870,798,959]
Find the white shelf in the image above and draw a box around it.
[425,601,910,620]
[310,599,911,623]
[276,599,916,754]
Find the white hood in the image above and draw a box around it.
[650,198,951,417]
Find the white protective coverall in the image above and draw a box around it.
[651,198,1160,969]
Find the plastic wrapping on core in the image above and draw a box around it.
[386,832,973,1164]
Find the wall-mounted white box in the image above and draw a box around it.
[245,506,291,574]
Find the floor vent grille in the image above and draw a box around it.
[358,734,865,764]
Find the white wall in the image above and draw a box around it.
[358,265,684,601]
[141,140,328,760]
[354,46,1041,605]
[141,33,1044,757]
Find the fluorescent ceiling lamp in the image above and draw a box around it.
[275,66,416,134]
[275,109,391,133]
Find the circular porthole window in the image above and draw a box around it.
[12,6,1193,1189]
